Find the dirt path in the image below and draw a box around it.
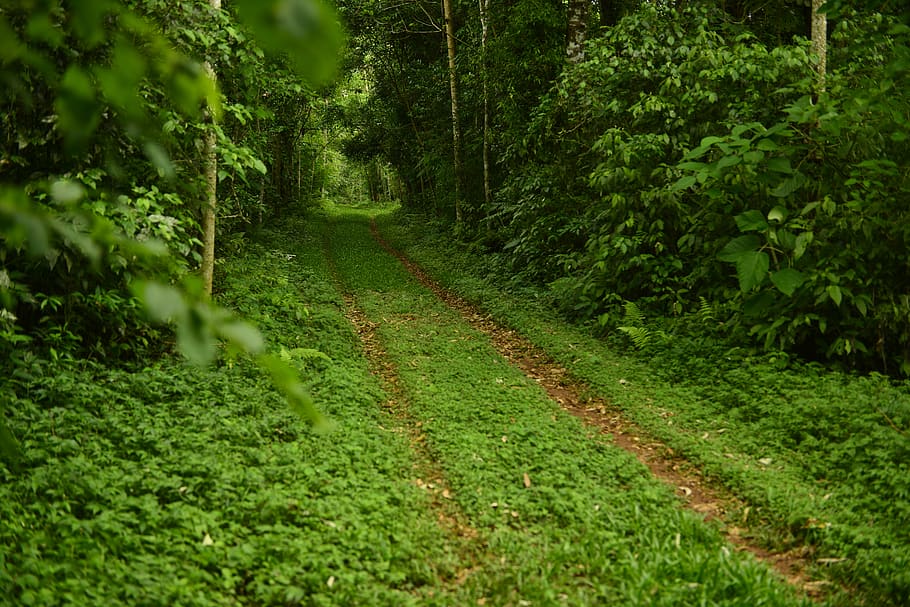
[367,219,822,598]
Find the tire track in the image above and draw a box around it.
[368,218,825,599]
[320,219,490,593]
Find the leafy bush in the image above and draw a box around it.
[498,5,814,319]
[675,11,910,372]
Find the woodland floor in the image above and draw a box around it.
[4,205,907,606]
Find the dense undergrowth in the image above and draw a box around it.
[324,206,808,606]
[0,217,463,605]
[2,207,814,605]
[376,207,910,607]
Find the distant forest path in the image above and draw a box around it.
[313,206,816,606]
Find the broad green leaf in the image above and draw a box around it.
[794,231,813,260]
[767,206,788,223]
[716,154,741,170]
[743,150,765,164]
[176,307,217,366]
[0,409,21,468]
[218,320,265,354]
[137,281,186,322]
[777,229,797,251]
[233,0,343,85]
[56,66,101,152]
[258,354,332,431]
[743,291,775,317]
[827,285,843,306]
[671,175,697,191]
[771,175,803,198]
[699,135,725,147]
[770,268,806,296]
[735,251,769,292]
[735,210,768,232]
[756,138,779,151]
[50,180,85,204]
[718,234,761,262]
[767,157,793,174]
[143,142,176,179]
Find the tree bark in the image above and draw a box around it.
[478,0,492,212]
[566,0,589,64]
[811,0,827,93]
[443,0,465,224]
[200,0,221,298]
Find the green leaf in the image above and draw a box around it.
[671,175,697,191]
[136,281,186,322]
[743,150,765,164]
[233,0,343,85]
[826,285,843,306]
[767,206,787,223]
[794,231,813,260]
[735,210,768,232]
[718,235,761,262]
[770,268,806,296]
[0,409,21,469]
[735,251,769,292]
[257,354,332,431]
[716,154,741,170]
[50,180,86,204]
[143,142,176,180]
[767,157,793,174]
[699,135,725,147]
[57,66,101,152]
[743,291,775,317]
[771,175,803,198]
[218,321,265,354]
[176,307,217,366]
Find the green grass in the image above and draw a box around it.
[8,204,895,605]
[374,207,910,607]
[324,207,808,606]
[0,215,462,606]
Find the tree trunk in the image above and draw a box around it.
[566,0,589,64]
[479,0,492,212]
[200,0,221,298]
[811,0,827,93]
[443,0,465,224]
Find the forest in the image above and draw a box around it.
[1,0,909,605]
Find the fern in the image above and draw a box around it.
[622,301,646,327]
[618,325,653,349]
[617,300,667,350]
[697,296,716,325]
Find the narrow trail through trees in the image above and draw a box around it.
[291,209,823,604]
[363,217,821,598]
[321,223,489,592]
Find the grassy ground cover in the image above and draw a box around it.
[374,207,910,607]
[325,207,809,606]
[0,217,463,605]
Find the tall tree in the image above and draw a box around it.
[566,0,589,63]
[479,0,492,212]
[443,0,466,223]
[811,0,827,92]
[201,0,221,298]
